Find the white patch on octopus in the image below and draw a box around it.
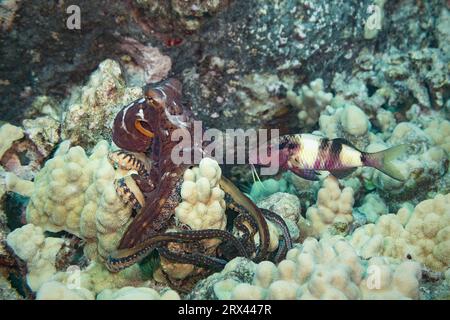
[120,102,134,133]
[136,108,145,120]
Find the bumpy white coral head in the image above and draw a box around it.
[175,157,226,231]
[160,158,226,281]
[0,123,24,158]
[405,193,450,271]
[24,140,134,260]
[302,176,354,237]
[215,236,422,300]
[288,78,333,127]
[97,286,180,300]
[7,224,65,291]
[360,257,421,300]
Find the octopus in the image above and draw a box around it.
[105,78,292,278]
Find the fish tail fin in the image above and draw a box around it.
[363,144,409,181]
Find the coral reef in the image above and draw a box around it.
[175,158,226,232]
[160,158,228,281]
[23,140,135,260]
[35,262,179,300]
[61,60,143,150]
[6,224,65,291]
[190,237,422,300]
[96,286,179,300]
[0,0,448,302]
[289,79,333,129]
[0,123,23,158]
[298,176,354,239]
[119,37,172,86]
[350,193,450,272]
[366,120,448,204]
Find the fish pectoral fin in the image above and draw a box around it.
[329,167,357,179]
[290,168,321,181]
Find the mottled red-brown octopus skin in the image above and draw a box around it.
[112,79,196,249]
[108,78,282,274]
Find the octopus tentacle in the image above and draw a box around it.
[114,176,143,212]
[106,229,248,272]
[233,212,258,256]
[261,208,293,251]
[157,247,227,271]
[108,150,149,176]
[261,208,293,262]
[272,239,288,263]
[219,176,269,262]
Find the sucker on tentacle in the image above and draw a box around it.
[108,150,150,176]
[115,176,143,213]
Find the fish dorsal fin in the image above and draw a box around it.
[332,138,360,152]
[330,167,357,179]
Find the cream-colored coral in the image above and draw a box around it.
[6,224,65,291]
[424,118,450,154]
[0,123,23,158]
[36,281,95,300]
[214,237,421,300]
[405,193,450,271]
[368,121,447,191]
[288,78,333,127]
[2,171,34,197]
[364,0,386,40]
[25,140,135,260]
[298,176,354,238]
[22,116,61,158]
[339,104,370,136]
[359,257,421,300]
[160,158,227,280]
[350,193,450,272]
[318,98,371,149]
[61,59,143,149]
[175,157,226,231]
[47,261,147,296]
[97,286,180,300]
[36,264,179,300]
[357,193,388,223]
[349,211,412,260]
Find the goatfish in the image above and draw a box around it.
[251,134,408,181]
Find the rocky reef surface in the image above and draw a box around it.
[0,0,449,300]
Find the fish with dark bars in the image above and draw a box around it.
[251,133,408,181]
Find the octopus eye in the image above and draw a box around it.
[146,90,163,107]
[134,119,154,138]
